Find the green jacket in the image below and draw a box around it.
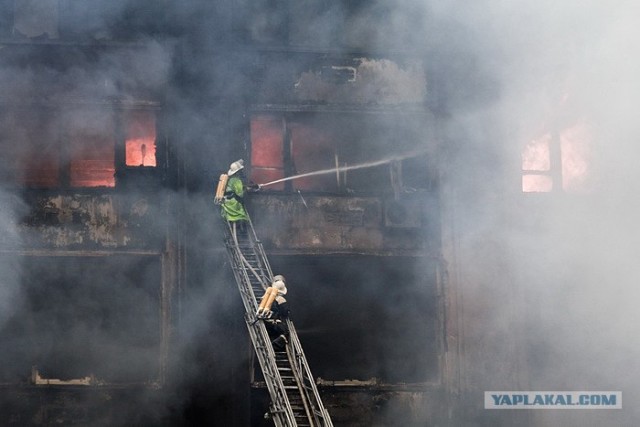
[221,175,249,222]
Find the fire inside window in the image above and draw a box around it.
[521,120,592,193]
[2,108,155,189]
[250,113,338,192]
[250,114,286,190]
[68,111,116,188]
[125,110,157,167]
[250,113,425,193]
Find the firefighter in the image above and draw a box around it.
[266,275,290,350]
[219,159,259,224]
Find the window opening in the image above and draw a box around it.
[522,132,553,192]
[289,120,337,192]
[68,111,115,188]
[522,120,592,193]
[250,114,286,190]
[125,110,157,167]
[14,111,60,188]
[251,113,426,194]
[0,107,158,189]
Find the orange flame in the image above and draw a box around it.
[126,111,156,167]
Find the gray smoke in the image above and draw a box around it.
[0,191,27,326]
[2,0,639,425]
[422,1,640,426]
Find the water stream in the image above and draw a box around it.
[258,150,426,188]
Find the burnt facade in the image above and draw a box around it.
[0,2,485,426]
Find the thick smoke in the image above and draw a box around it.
[2,0,639,426]
[181,2,640,425]
[0,191,28,327]
[418,1,640,426]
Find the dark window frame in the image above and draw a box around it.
[248,110,432,196]
[0,104,161,191]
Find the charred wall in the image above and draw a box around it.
[0,11,182,422]
[0,2,456,426]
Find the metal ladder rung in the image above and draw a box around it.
[224,218,333,427]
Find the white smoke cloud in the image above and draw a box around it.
[2,0,639,425]
[0,191,27,327]
[419,1,640,425]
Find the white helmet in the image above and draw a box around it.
[272,275,287,296]
[228,159,244,176]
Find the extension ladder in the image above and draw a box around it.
[223,218,333,427]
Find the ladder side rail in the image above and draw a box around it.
[224,223,299,426]
[246,215,274,282]
[288,323,324,426]
[225,216,334,426]
[287,321,334,426]
[251,240,274,287]
[286,328,324,426]
[226,255,260,314]
[227,221,271,292]
[226,253,298,426]
[285,344,317,426]
[249,215,334,426]
[245,317,298,426]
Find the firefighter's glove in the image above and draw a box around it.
[256,309,273,319]
[246,183,261,192]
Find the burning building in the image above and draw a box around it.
[0,1,637,427]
